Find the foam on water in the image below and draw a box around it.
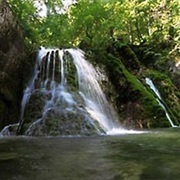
[106,128,148,135]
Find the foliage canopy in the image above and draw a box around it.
[8,0,180,51]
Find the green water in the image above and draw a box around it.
[0,128,180,180]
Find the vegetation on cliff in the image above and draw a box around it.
[3,0,180,129]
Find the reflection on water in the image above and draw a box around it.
[0,128,180,180]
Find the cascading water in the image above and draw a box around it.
[67,49,118,131]
[145,78,177,127]
[17,48,51,132]
[15,47,144,136]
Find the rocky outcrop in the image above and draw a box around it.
[100,40,180,128]
[0,0,30,130]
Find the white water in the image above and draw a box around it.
[0,123,19,136]
[106,128,147,135]
[19,52,42,122]
[145,78,176,127]
[67,49,118,131]
[19,47,146,135]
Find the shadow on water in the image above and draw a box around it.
[0,128,180,180]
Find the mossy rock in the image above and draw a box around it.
[106,54,171,128]
[18,90,49,134]
[19,85,102,136]
[24,106,102,136]
[144,69,180,125]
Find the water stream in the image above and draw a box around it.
[145,78,176,127]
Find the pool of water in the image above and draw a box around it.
[0,128,180,180]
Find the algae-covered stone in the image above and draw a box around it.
[105,53,172,128]
[24,105,101,136]
[144,70,180,126]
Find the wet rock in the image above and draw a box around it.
[0,0,30,130]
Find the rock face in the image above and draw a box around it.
[0,0,30,130]
[100,41,180,129]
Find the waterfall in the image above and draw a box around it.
[17,47,49,132]
[66,49,118,131]
[145,78,177,127]
[17,47,145,136]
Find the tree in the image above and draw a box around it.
[7,0,179,50]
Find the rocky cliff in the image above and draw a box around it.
[0,0,31,130]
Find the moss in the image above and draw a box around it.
[107,54,170,128]
[45,117,60,136]
[144,69,180,125]
[18,90,48,134]
[63,51,79,92]
[20,89,102,136]
[113,42,140,72]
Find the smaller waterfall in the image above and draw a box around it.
[145,78,177,127]
[67,49,118,131]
